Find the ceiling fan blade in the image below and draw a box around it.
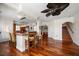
[41,9,51,13]
[52,9,61,16]
[47,3,55,9]
[47,3,69,9]
[52,11,61,16]
[46,12,52,17]
[59,3,70,11]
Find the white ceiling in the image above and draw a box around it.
[0,3,79,22]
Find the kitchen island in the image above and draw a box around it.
[16,32,28,52]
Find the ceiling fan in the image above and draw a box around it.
[41,3,70,17]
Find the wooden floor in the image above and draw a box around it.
[0,27,79,56]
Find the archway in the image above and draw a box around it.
[39,25,48,46]
[40,25,48,40]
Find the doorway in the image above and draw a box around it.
[40,25,48,40]
[62,22,73,43]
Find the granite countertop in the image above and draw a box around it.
[16,31,37,36]
[16,31,28,36]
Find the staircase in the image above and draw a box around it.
[62,26,73,44]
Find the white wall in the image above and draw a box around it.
[0,15,13,42]
[70,14,79,45]
[0,4,16,42]
[47,20,57,39]
[46,17,74,40]
[64,13,79,45]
